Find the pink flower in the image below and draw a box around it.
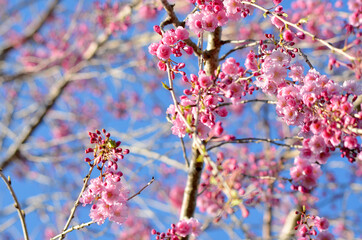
[109,203,128,224]
[268,50,291,67]
[148,42,159,55]
[290,165,303,181]
[222,57,239,75]
[314,217,330,232]
[224,0,242,15]
[309,135,326,153]
[183,45,194,55]
[175,26,189,40]
[216,10,228,26]
[263,64,287,84]
[187,218,202,236]
[90,201,107,225]
[156,44,171,59]
[169,186,184,210]
[102,185,120,205]
[343,80,362,95]
[175,219,192,237]
[158,61,167,71]
[310,120,325,134]
[80,191,94,206]
[186,12,204,35]
[298,224,309,237]
[344,136,358,149]
[198,74,212,88]
[302,93,317,107]
[245,50,258,71]
[202,13,218,32]
[282,107,298,124]
[271,16,284,29]
[289,62,304,82]
[162,30,178,46]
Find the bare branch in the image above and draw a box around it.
[219,40,260,61]
[218,99,277,108]
[50,221,94,240]
[207,137,303,151]
[0,20,114,170]
[59,164,95,239]
[180,137,190,168]
[127,177,155,201]
[0,170,29,240]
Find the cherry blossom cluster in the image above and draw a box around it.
[186,0,261,35]
[347,0,362,27]
[246,46,362,190]
[151,218,202,239]
[80,129,130,225]
[290,157,322,193]
[148,26,193,66]
[166,57,255,139]
[295,210,334,240]
[80,172,129,225]
[275,69,362,163]
[275,0,361,79]
[94,1,131,33]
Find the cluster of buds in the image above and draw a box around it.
[84,129,129,171]
[295,208,334,240]
[151,218,202,240]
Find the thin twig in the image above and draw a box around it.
[218,99,277,108]
[0,170,29,240]
[59,164,95,239]
[207,137,303,151]
[50,221,94,240]
[0,13,115,170]
[219,40,260,61]
[297,48,314,69]
[180,137,190,168]
[127,177,155,201]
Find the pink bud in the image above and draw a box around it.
[283,30,294,42]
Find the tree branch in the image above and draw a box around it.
[0,170,29,240]
[0,0,60,59]
[59,164,95,239]
[0,22,113,170]
[240,1,357,61]
[207,137,303,151]
[50,221,94,240]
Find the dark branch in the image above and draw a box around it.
[207,137,303,151]
[127,177,155,201]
